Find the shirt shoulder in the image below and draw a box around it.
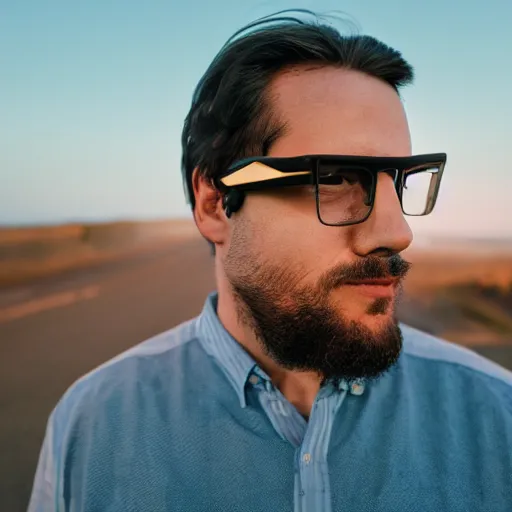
[52,317,203,424]
[399,324,512,407]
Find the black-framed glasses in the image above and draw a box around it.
[215,153,447,226]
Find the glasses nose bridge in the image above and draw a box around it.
[364,168,399,207]
[379,167,399,183]
[377,167,402,198]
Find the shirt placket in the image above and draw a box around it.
[295,390,347,512]
[248,371,350,512]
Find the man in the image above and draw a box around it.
[29,12,512,512]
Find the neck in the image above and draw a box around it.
[216,283,322,418]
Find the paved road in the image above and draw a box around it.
[1,239,511,511]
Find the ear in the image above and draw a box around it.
[192,168,228,247]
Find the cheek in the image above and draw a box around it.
[243,195,352,274]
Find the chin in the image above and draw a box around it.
[334,294,395,318]
[341,306,397,333]
[361,314,396,333]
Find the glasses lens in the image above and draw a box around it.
[402,166,440,215]
[316,163,374,225]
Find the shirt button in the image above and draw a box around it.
[350,383,365,395]
[302,453,312,464]
[248,375,260,385]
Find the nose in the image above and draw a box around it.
[350,172,413,257]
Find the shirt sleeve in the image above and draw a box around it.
[27,413,60,512]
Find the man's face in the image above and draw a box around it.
[222,66,414,384]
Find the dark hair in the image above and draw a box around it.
[181,9,414,227]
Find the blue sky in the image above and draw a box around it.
[1,0,511,238]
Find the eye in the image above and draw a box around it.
[320,170,360,185]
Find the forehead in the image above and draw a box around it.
[267,66,411,158]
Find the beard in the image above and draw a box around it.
[224,230,411,387]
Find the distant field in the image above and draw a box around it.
[1,220,511,346]
[0,219,197,287]
[400,250,512,345]
[405,251,512,291]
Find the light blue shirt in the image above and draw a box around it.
[29,292,512,511]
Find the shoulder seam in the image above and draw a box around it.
[402,346,512,388]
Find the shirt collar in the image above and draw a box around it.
[197,292,256,408]
[197,292,366,407]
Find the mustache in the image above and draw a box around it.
[319,255,411,291]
